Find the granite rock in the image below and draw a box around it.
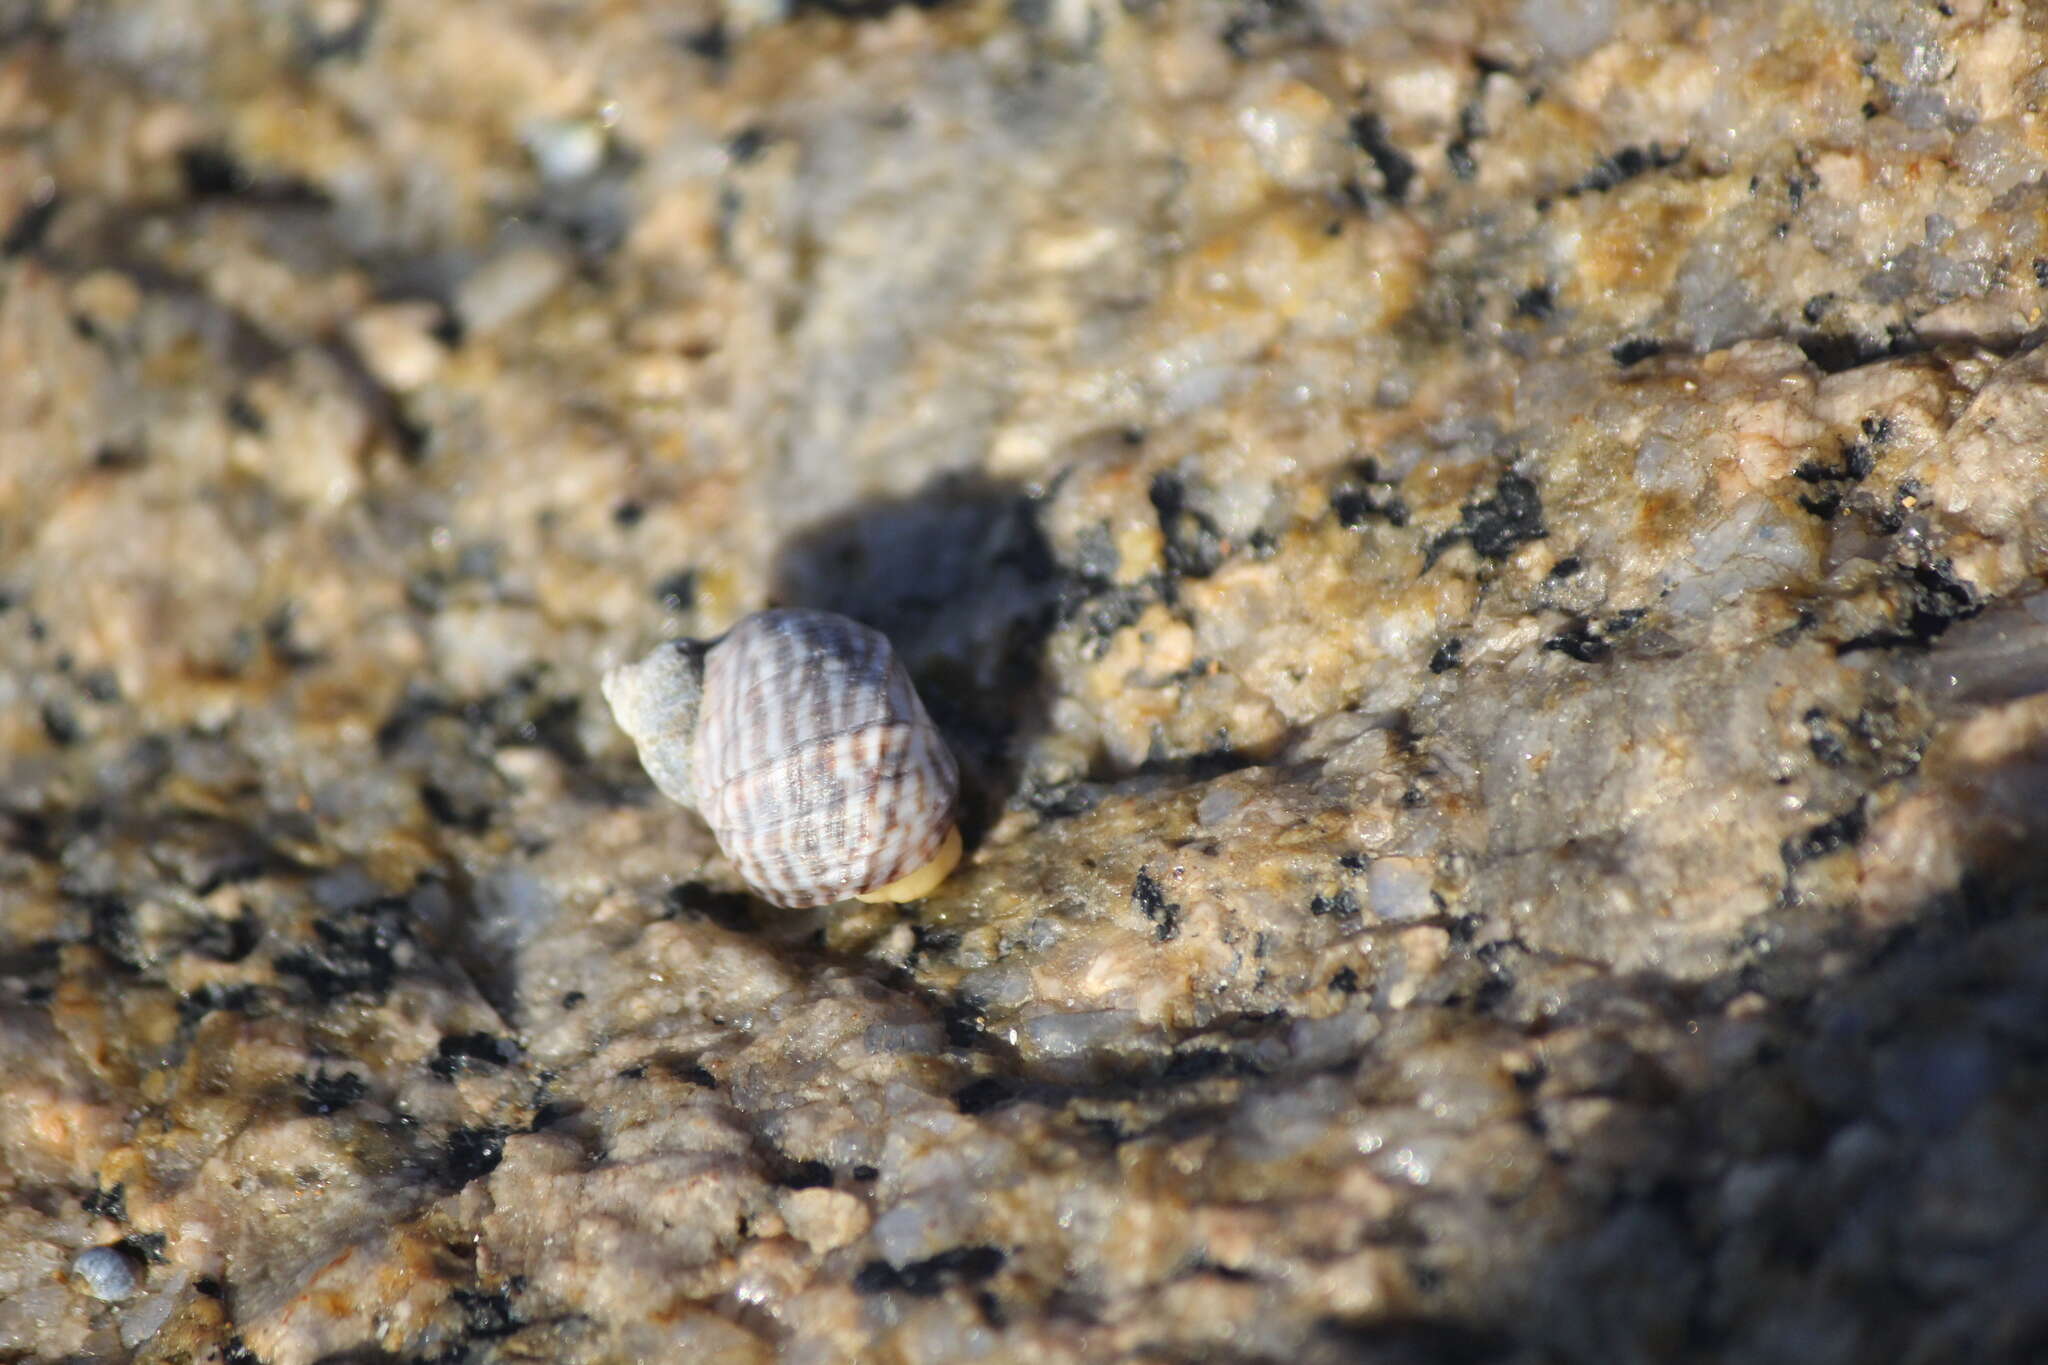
[5,0,2048,1361]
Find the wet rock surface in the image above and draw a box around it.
[5,0,2048,1360]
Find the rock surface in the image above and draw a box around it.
[5,0,2048,1360]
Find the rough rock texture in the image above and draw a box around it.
[5,0,2048,1360]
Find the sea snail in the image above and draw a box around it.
[602,608,962,908]
[70,1245,143,1301]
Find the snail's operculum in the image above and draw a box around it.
[853,824,962,903]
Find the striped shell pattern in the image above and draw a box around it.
[608,609,958,908]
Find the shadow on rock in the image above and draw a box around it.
[768,471,1064,848]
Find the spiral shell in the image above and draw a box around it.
[603,609,960,908]
[71,1245,143,1301]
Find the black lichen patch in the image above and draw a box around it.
[419,780,493,832]
[1872,478,1925,536]
[1782,803,1867,869]
[1330,966,1362,994]
[1794,425,1879,519]
[1060,580,1155,659]
[776,1159,834,1190]
[1427,472,1546,567]
[1544,608,1645,662]
[225,391,267,434]
[119,1232,169,1265]
[188,909,260,963]
[1804,707,1850,768]
[1543,618,1607,663]
[78,668,122,704]
[1794,439,1877,487]
[177,982,265,1028]
[1331,458,1410,530]
[1837,558,1980,653]
[451,1286,521,1340]
[298,1070,369,1116]
[1540,618,1605,663]
[1014,772,1103,819]
[639,1053,717,1088]
[1446,91,1487,180]
[1461,472,1546,560]
[680,20,729,61]
[272,898,413,1004]
[79,893,144,972]
[1348,113,1417,202]
[93,444,148,473]
[40,699,78,746]
[429,1032,520,1081]
[1514,283,1556,320]
[1611,337,1665,367]
[1149,472,1229,580]
[853,1259,902,1294]
[1566,142,1686,196]
[856,1246,1007,1298]
[82,1183,127,1223]
[1469,940,1519,1014]
[0,936,59,1005]
[1800,698,1925,784]
[1310,888,1361,918]
[2,192,59,257]
[651,568,697,613]
[528,1100,574,1131]
[442,1126,507,1189]
[1799,324,1922,376]
[178,145,331,207]
[726,124,772,165]
[1796,487,1844,521]
[1218,0,1316,60]
[1132,868,1181,942]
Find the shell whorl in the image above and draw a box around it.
[601,638,710,810]
[606,609,959,908]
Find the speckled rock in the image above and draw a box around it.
[6,0,2048,1361]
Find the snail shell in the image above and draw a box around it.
[602,608,961,908]
[71,1245,143,1301]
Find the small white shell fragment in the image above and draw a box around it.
[71,1244,143,1301]
[523,117,607,184]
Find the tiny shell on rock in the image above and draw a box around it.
[70,1245,143,1301]
[604,609,961,907]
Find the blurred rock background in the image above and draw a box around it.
[4,0,2048,1359]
